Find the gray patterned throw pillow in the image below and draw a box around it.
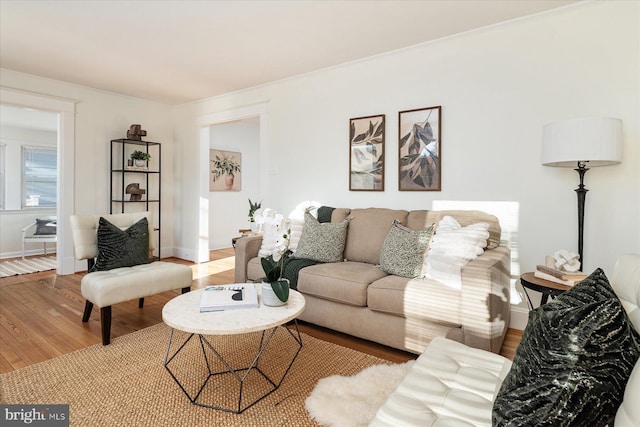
[492,268,640,426]
[380,220,434,278]
[294,212,349,263]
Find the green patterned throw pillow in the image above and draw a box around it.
[294,212,349,263]
[91,217,152,271]
[380,220,434,278]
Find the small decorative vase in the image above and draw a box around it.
[261,281,288,307]
[134,159,146,167]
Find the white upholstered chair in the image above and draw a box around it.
[21,216,57,259]
[70,212,192,345]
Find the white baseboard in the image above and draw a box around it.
[509,306,529,330]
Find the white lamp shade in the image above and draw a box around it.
[542,117,622,167]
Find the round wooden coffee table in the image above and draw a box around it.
[162,284,305,413]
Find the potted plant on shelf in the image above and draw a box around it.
[211,152,241,190]
[259,223,292,306]
[130,150,151,167]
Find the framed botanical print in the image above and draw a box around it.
[398,106,441,191]
[210,149,242,191]
[349,114,385,191]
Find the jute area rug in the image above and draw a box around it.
[0,322,393,426]
[0,255,56,277]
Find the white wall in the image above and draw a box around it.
[172,1,640,326]
[0,69,174,266]
[209,118,260,249]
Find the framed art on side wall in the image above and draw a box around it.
[210,149,242,191]
[398,105,441,191]
[349,114,385,191]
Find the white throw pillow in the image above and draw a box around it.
[287,201,321,252]
[423,216,490,288]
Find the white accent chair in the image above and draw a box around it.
[21,216,57,259]
[371,254,640,427]
[70,212,192,345]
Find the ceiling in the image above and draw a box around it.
[1,0,578,105]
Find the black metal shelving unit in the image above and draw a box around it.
[110,138,161,258]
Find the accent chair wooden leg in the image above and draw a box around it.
[138,298,144,308]
[181,287,190,294]
[82,301,93,322]
[100,306,112,346]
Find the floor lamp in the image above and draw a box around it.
[542,117,622,271]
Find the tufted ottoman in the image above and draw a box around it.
[370,336,511,426]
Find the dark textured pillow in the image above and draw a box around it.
[90,217,152,272]
[493,268,640,426]
[379,220,434,278]
[34,217,57,235]
[294,212,349,263]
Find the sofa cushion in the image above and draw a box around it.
[407,210,501,249]
[91,217,151,272]
[344,208,408,265]
[380,221,434,278]
[368,275,462,325]
[297,261,387,307]
[295,212,349,263]
[493,268,640,426]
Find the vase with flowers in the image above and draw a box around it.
[260,221,292,306]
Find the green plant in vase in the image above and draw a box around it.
[130,150,151,167]
[248,199,262,223]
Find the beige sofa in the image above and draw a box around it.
[235,208,511,354]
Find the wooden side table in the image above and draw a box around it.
[520,272,572,309]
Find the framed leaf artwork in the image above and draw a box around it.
[349,114,385,191]
[210,149,242,191]
[398,106,441,191]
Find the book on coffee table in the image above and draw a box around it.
[200,284,259,312]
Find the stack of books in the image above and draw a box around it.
[534,265,588,286]
[199,284,259,312]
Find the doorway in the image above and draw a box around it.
[0,88,76,275]
[196,102,268,263]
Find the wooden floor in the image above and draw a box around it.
[0,249,522,374]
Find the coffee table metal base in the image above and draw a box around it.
[164,320,303,413]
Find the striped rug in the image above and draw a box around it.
[0,256,56,277]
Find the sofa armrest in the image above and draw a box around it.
[234,235,263,283]
[451,245,511,353]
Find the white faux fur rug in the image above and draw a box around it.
[305,360,415,427]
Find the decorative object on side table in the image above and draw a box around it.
[130,150,151,168]
[542,117,623,269]
[260,223,292,306]
[126,124,147,141]
[398,105,441,191]
[125,183,146,201]
[349,114,385,191]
